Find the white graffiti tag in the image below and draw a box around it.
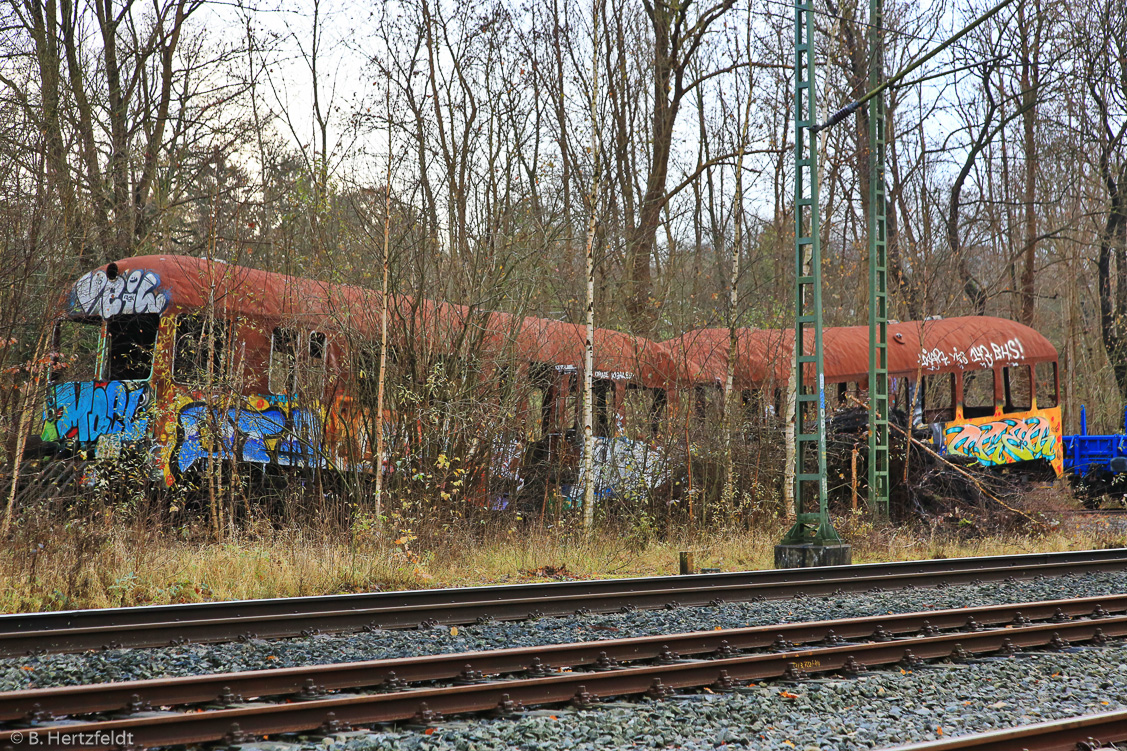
[71,269,170,318]
[918,337,1024,371]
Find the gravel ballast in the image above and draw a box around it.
[316,643,1127,751]
[3,569,1127,692]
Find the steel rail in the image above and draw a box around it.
[3,549,1126,657]
[882,709,1127,750]
[2,609,1125,749]
[1,593,1122,724]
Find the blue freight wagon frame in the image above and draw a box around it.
[1063,406,1127,477]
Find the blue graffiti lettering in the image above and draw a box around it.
[174,402,323,474]
[275,408,322,467]
[44,381,150,443]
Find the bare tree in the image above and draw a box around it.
[0,0,251,260]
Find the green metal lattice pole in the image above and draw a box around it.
[779,0,842,550]
[867,0,890,516]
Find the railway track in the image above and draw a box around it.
[1,594,1123,750]
[3,548,1126,657]
[885,709,1127,750]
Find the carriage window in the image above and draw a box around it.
[593,378,613,438]
[893,377,910,412]
[306,332,326,393]
[52,318,102,381]
[921,372,955,423]
[104,314,159,381]
[270,328,298,394]
[1035,362,1058,408]
[693,384,724,426]
[562,372,579,434]
[174,314,226,385]
[353,343,399,412]
[623,385,664,438]
[353,345,382,389]
[526,386,546,442]
[271,328,326,396]
[525,363,553,441]
[741,389,768,422]
[1003,365,1032,413]
[962,369,995,417]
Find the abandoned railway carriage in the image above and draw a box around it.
[666,316,1063,476]
[39,255,1064,509]
[40,255,682,502]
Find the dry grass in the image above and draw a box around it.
[2,511,1125,613]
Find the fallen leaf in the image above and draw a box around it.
[779,691,799,699]
[424,728,436,735]
[450,626,459,637]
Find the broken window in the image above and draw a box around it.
[524,362,554,441]
[892,377,911,412]
[269,328,298,394]
[592,378,613,438]
[623,385,664,439]
[174,314,227,385]
[105,314,160,381]
[1003,365,1032,413]
[693,384,725,428]
[352,342,397,409]
[52,318,102,382]
[741,389,767,424]
[561,371,579,434]
[526,386,546,442]
[1035,362,1058,408]
[921,372,955,423]
[962,368,996,418]
[270,328,327,397]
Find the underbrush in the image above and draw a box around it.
[2,504,1124,613]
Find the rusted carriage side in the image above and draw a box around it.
[881,318,1061,475]
[41,255,685,505]
[490,316,683,504]
[665,317,1063,476]
[42,255,388,486]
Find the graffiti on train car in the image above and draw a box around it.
[564,437,670,502]
[70,268,171,318]
[918,338,1026,372]
[167,395,326,478]
[944,409,1063,475]
[42,381,151,443]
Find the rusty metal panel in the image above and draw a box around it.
[62,256,681,389]
[667,317,1059,389]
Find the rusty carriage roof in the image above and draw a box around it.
[662,327,794,389]
[665,316,1058,390]
[493,315,683,387]
[68,255,681,388]
[827,316,1058,382]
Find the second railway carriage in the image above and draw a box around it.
[39,255,683,503]
[665,316,1063,476]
